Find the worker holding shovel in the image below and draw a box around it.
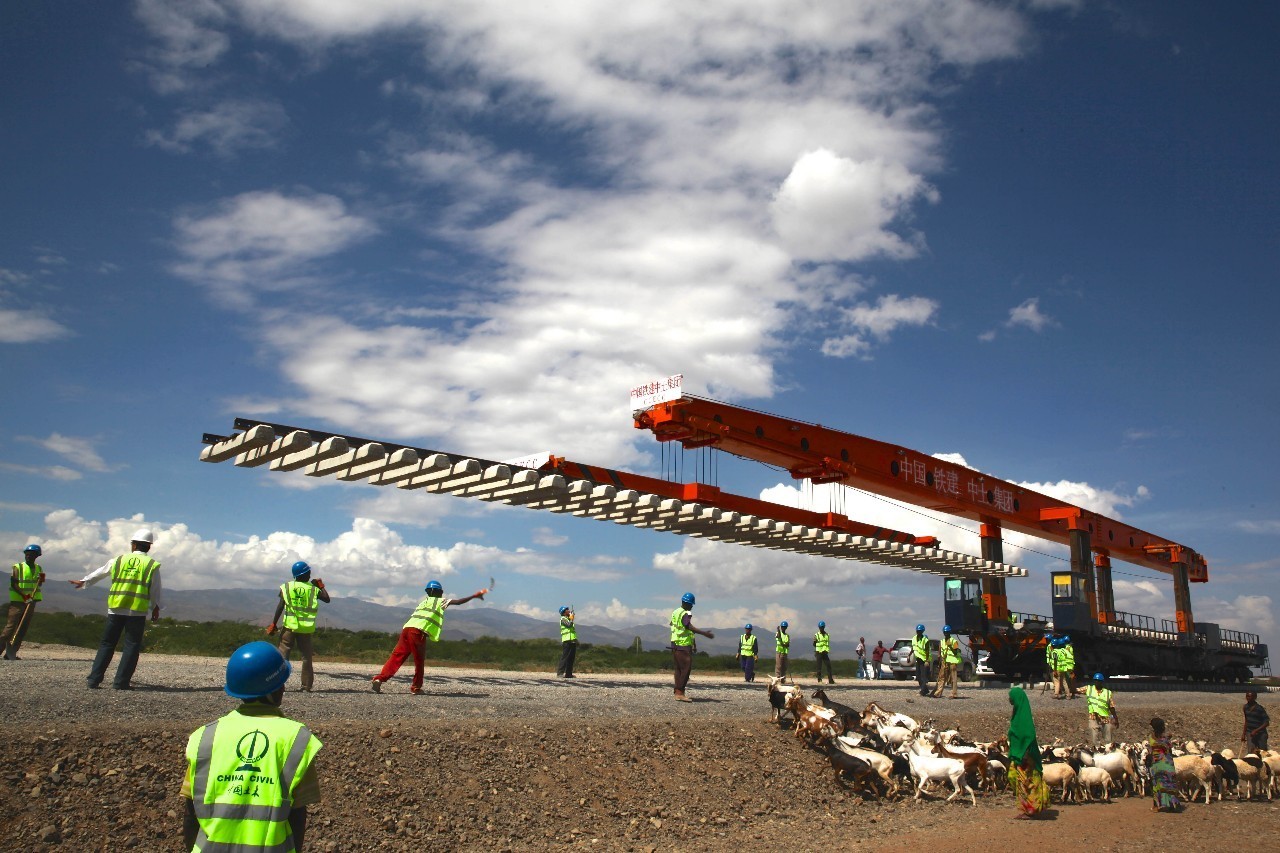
[2,544,46,660]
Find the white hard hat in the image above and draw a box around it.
[130,528,154,544]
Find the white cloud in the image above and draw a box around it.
[18,433,118,473]
[771,150,936,262]
[0,461,82,481]
[133,0,231,93]
[1006,297,1055,332]
[823,293,939,358]
[1196,594,1276,639]
[0,309,72,343]
[172,191,378,307]
[146,98,289,156]
[1234,520,1280,535]
[531,527,568,547]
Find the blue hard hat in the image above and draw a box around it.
[291,560,311,578]
[744,623,752,630]
[916,624,925,632]
[24,543,41,555]
[681,592,695,606]
[780,620,789,629]
[225,641,291,699]
[1094,672,1105,682]
[1062,634,1071,643]
[943,624,952,633]
[425,580,443,592]
[559,606,569,615]
[818,620,826,629]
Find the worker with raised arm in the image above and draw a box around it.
[70,527,162,690]
[556,606,578,678]
[2,543,46,660]
[1077,672,1119,746]
[182,641,322,852]
[932,624,962,699]
[670,592,713,702]
[371,580,485,694]
[1045,633,1060,697]
[774,620,791,678]
[813,620,834,684]
[267,561,330,692]
[736,623,758,682]
[912,623,931,697]
[1243,690,1269,752]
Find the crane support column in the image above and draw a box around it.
[1173,560,1195,638]
[1070,526,1099,634]
[1094,554,1115,624]
[979,522,1010,622]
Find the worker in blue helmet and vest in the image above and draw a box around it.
[266,562,331,692]
[556,606,578,678]
[70,527,163,690]
[371,579,486,694]
[1074,672,1119,746]
[774,620,792,678]
[912,623,931,697]
[2,543,46,660]
[932,624,963,699]
[182,641,322,852]
[736,623,758,682]
[813,620,834,685]
[670,592,714,701]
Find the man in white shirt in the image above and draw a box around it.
[70,527,163,690]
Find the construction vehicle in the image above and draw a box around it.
[199,378,1267,683]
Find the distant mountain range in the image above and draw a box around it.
[35,584,864,658]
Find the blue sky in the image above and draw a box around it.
[3,1,1278,655]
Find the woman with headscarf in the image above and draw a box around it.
[1007,686,1050,817]
[1147,717,1182,812]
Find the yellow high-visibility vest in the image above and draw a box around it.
[942,636,962,665]
[106,553,158,613]
[10,561,42,602]
[670,608,694,647]
[813,632,830,653]
[404,595,446,640]
[739,634,757,657]
[279,582,319,633]
[560,617,577,643]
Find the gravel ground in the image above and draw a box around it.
[1,644,1276,851]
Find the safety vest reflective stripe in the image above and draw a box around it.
[1087,686,1112,717]
[279,582,318,633]
[943,637,962,664]
[10,562,41,602]
[814,633,830,653]
[670,608,694,646]
[107,554,158,612]
[912,635,929,662]
[560,618,577,642]
[403,596,446,640]
[189,714,318,853]
[739,635,757,656]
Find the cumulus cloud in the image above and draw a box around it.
[1007,297,1055,332]
[822,294,939,358]
[1196,594,1276,638]
[2,509,626,596]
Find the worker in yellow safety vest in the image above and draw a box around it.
[774,620,791,678]
[736,624,758,682]
[932,625,963,699]
[2,544,46,660]
[813,621,834,685]
[266,562,330,692]
[556,605,578,678]
[1055,635,1077,700]
[70,527,163,690]
[370,579,486,694]
[911,624,932,697]
[1075,672,1119,746]
[182,641,322,852]
[670,592,714,701]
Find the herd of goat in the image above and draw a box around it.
[766,676,1280,806]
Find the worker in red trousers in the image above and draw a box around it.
[371,580,485,694]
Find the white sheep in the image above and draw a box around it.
[1042,762,1078,804]
[902,737,975,805]
[1173,755,1215,804]
[1077,766,1113,802]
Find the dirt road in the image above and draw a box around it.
[1,645,1274,851]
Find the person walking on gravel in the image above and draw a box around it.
[2,543,46,660]
[871,640,887,680]
[371,580,485,694]
[932,625,962,699]
[1243,690,1269,752]
[182,641,322,852]
[556,605,578,678]
[774,620,790,678]
[670,592,713,701]
[912,623,931,697]
[70,527,162,690]
[736,623,758,682]
[1078,672,1118,746]
[266,561,330,692]
[813,621,834,684]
